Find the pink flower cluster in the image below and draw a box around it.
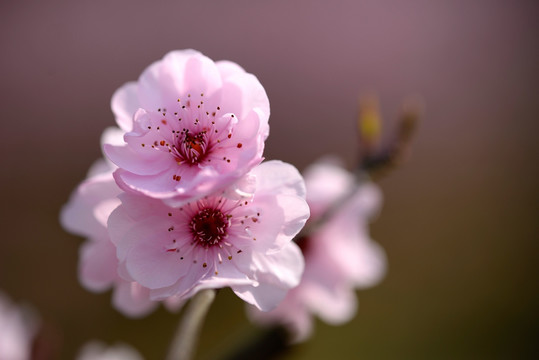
[61,50,309,316]
[248,159,387,341]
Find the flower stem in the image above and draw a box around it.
[166,289,216,360]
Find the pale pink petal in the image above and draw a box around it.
[183,274,256,301]
[285,308,313,343]
[149,265,209,300]
[353,182,383,219]
[247,193,309,252]
[0,292,38,360]
[104,143,174,176]
[320,192,386,285]
[116,261,135,283]
[232,282,289,312]
[123,217,193,289]
[232,243,304,311]
[112,281,158,318]
[100,126,126,148]
[106,206,135,256]
[303,158,355,217]
[254,242,304,288]
[152,248,257,301]
[77,341,144,360]
[224,109,266,162]
[216,60,245,80]
[138,50,222,112]
[79,240,117,292]
[113,168,182,198]
[234,243,304,289]
[61,172,120,239]
[115,191,174,220]
[86,158,114,178]
[218,71,269,126]
[163,296,187,312]
[246,295,313,343]
[243,161,310,251]
[252,160,306,198]
[302,282,357,325]
[275,194,311,245]
[350,240,387,288]
[111,82,139,132]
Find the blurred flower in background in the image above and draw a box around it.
[0,291,38,360]
[76,341,143,360]
[248,159,386,341]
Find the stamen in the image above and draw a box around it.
[190,208,229,248]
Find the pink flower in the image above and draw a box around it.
[104,50,270,206]
[77,341,143,360]
[248,159,386,341]
[60,161,183,317]
[108,161,309,311]
[0,291,38,360]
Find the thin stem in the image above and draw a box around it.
[166,289,216,360]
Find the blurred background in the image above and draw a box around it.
[1,0,538,358]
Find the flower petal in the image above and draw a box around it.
[138,50,222,111]
[252,160,306,198]
[232,243,304,311]
[216,60,245,80]
[104,143,174,176]
[111,281,158,318]
[219,71,269,126]
[111,81,139,132]
[302,281,357,325]
[123,217,193,289]
[78,239,117,292]
[232,282,289,312]
[60,171,120,239]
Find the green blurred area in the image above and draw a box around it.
[1,1,537,359]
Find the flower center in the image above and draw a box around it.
[190,208,229,247]
[176,130,209,165]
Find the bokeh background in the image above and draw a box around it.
[1,0,538,359]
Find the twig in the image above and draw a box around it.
[166,289,216,360]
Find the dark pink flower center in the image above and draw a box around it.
[190,208,229,247]
[174,130,210,165]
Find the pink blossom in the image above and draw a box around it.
[0,292,38,360]
[248,159,386,341]
[77,341,143,360]
[108,161,309,311]
[104,50,270,206]
[60,161,183,317]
